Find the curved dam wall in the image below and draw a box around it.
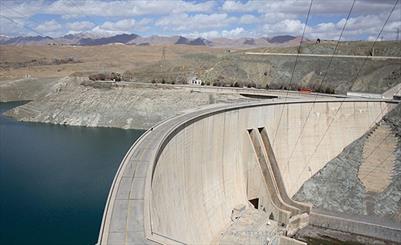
[150,100,394,244]
[97,99,397,245]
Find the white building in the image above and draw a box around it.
[189,76,202,85]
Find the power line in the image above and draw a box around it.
[0,15,45,38]
[295,79,401,187]
[1,4,45,33]
[351,89,401,181]
[2,4,33,21]
[1,4,63,45]
[284,0,356,168]
[349,0,399,87]
[359,149,394,180]
[272,0,314,147]
[292,0,400,186]
[295,86,401,187]
[318,0,356,91]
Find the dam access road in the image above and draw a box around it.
[97,93,399,245]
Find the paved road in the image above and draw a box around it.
[245,52,401,60]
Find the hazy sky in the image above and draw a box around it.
[0,0,400,40]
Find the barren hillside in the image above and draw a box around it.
[0,45,224,80]
[2,41,399,94]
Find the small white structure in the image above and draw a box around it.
[189,76,202,85]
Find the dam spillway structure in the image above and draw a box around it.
[97,98,399,245]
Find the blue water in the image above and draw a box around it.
[0,101,144,244]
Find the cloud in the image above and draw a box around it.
[263,19,306,36]
[66,21,95,31]
[0,0,399,40]
[35,20,62,33]
[157,13,236,31]
[100,19,136,31]
[43,0,215,18]
[185,27,247,39]
[90,18,153,34]
[222,0,398,16]
[221,27,246,38]
[239,14,259,24]
[307,13,401,40]
[1,1,44,19]
[222,1,255,12]
[0,16,27,36]
[185,30,220,39]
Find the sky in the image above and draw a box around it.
[0,0,400,40]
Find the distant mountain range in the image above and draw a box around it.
[0,33,301,48]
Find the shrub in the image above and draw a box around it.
[89,72,122,81]
[122,71,133,81]
[325,87,335,94]
[110,72,121,81]
[247,81,256,88]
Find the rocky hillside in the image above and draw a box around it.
[130,41,401,94]
[294,103,401,223]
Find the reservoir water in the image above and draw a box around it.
[0,101,144,244]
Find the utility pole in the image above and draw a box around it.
[397,28,400,41]
[160,46,166,72]
[159,46,167,82]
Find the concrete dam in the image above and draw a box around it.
[97,98,398,245]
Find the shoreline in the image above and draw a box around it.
[1,77,265,130]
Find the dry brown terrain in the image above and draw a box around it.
[0,45,225,80]
[1,41,400,94]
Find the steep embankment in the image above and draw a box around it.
[294,103,401,223]
[0,77,60,102]
[3,77,255,129]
